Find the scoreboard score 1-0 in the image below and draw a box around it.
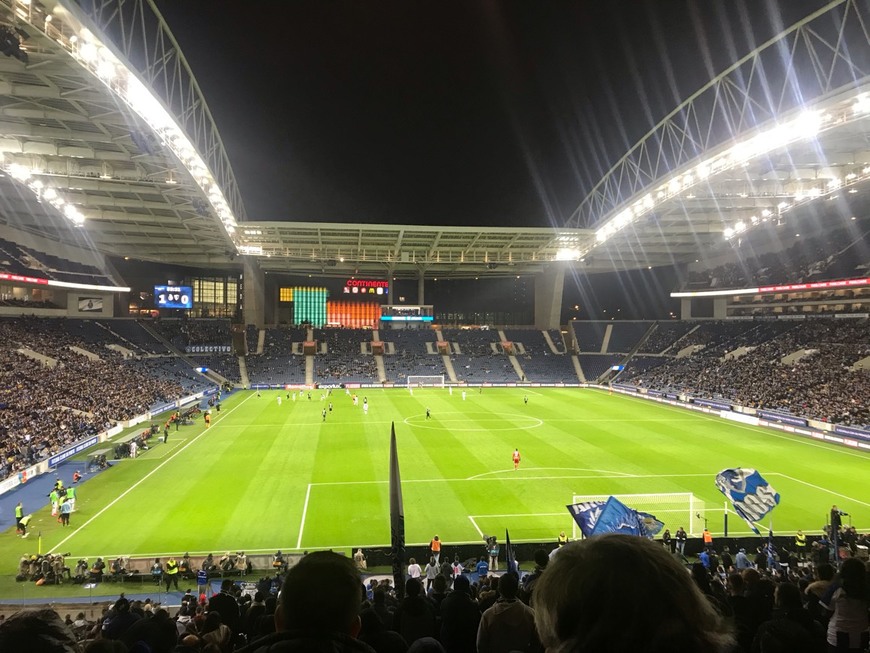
[154,285,193,309]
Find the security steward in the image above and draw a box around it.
[558,530,569,547]
[164,556,180,591]
[795,530,807,560]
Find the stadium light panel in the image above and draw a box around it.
[38,14,243,250]
[555,248,581,261]
[853,94,870,115]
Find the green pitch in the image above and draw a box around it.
[3,388,868,574]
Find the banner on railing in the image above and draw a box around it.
[832,424,870,442]
[757,410,808,427]
[48,436,99,468]
[186,345,232,353]
[692,398,733,411]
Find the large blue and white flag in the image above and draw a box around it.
[567,496,664,538]
[567,500,607,538]
[715,468,780,535]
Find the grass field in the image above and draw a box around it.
[2,387,868,581]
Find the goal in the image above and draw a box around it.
[406,375,445,388]
[570,492,708,539]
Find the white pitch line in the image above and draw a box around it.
[470,513,566,518]
[772,473,870,508]
[467,515,484,538]
[50,393,256,553]
[466,466,635,480]
[297,484,313,549]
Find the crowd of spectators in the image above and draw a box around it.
[640,321,697,354]
[150,319,232,350]
[315,328,372,355]
[5,535,868,653]
[315,354,379,383]
[0,297,63,309]
[622,318,870,426]
[0,317,199,478]
[383,330,444,383]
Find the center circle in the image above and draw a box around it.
[404,412,543,431]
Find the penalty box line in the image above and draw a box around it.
[308,472,716,486]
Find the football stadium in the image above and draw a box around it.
[0,0,869,651]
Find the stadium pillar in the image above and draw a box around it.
[243,258,266,328]
[534,264,566,329]
[680,298,692,320]
[418,270,425,305]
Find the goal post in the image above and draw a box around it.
[406,375,445,388]
[569,492,710,539]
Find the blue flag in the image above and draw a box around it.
[715,468,780,535]
[505,529,518,575]
[567,496,663,538]
[567,500,607,538]
[637,511,666,538]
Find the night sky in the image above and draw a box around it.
[154,0,827,228]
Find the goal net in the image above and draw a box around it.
[570,492,708,539]
[406,375,445,388]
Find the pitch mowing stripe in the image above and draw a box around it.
[50,393,257,553]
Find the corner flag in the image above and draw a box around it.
[715,468,779,535]
[389,423,406,599]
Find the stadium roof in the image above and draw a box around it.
[0,0,869,280]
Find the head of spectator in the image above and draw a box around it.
[816,563,835,582]
[498,572,520,600]
[452,574,470,595]
[407,637,446,653]
[532,534,734,653]
[0,608,80,653]
[119,609,176,653]
[839,557,868,599]
[83,640,126,653]
[774,582,803,613]
[275,550,364,638]
[405,577,423,599]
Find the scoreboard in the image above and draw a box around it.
[155,285,193,309]
[380,305,434,322]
